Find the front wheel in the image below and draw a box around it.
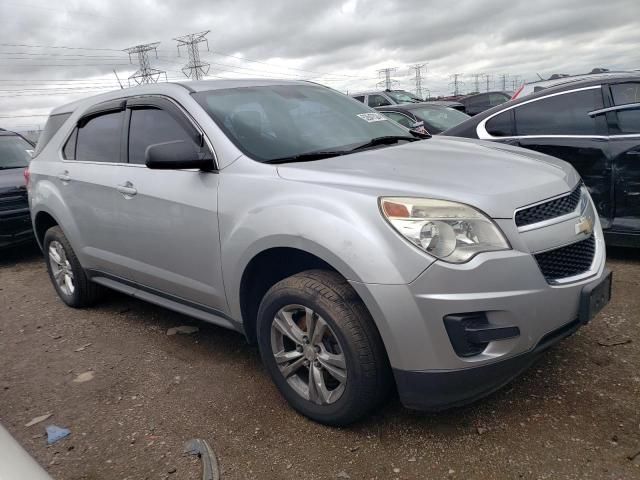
[256,269,391,426]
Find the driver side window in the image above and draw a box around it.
[128,107,197,165]
[368,95,392,108]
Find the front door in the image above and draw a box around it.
[112,97,227,313]
[606,81,640,235]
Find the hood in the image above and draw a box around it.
[276,136,580,219]
[0,168,26,193]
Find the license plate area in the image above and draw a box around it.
[579,270,612,324]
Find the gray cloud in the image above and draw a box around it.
[0,0,638,130]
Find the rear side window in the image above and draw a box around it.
[0,135,33,168]
[128,108,196,165]
[611,83,640,134]
[489,93,510,106]
[353,96,365,103]
[486,110,514,137]
[34,113,71,156]
[514,89,604,136]
[75,111,124,163]
[367,94,392,107]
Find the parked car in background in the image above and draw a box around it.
[29,79,610,425]
[350,89,423,107]
[443,73,640,246]
[0,129,34,248]
[375,103,470,134]
[511,69,636,100]
[456,91,511,116]
[423,100,466,112]
[0,424,52,479]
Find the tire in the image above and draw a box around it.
[257,269,392,426]
[43,226,103,308]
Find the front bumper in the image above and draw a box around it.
[0,209,34,248]
[350,229,608,411]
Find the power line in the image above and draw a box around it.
[499,73,509,91]
[0,43,122,52]
[483,73,492,92]
[469,73,482,93]
[124,42,167,86]
[173,31,211,80]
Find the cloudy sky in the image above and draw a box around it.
[0,0,638,131]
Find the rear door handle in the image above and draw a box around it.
[116,182,137,196]
[57,171,71,182]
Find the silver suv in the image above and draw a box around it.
[28,79,611,425]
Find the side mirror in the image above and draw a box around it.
[145,140,214,171]
[409,121,431,139]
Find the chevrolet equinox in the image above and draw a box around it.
[28,80,611,425]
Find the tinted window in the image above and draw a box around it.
[34,113,71,156]
[464,95,488,109]
[611,83,640,134]
[386,90,423,103]
[489,93,510,106]
[0,135,33,168]
[486,110,514,137]
[368,94,392,107]
[382,111,414,128]
[193,85,407,162]
[75,111,123,163]
[514,89,604,136]
[353,96,365,103]
[611,83,640,105]
[128,108,195,165]
[63,128,77,160]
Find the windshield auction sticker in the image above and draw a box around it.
[357,112,388,122]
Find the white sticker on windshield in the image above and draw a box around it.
[357,112,388,122]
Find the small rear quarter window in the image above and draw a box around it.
[486,110,513,137]
[34,113,71,156]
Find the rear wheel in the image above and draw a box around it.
[257,269,391,426]
[44,226,102,308]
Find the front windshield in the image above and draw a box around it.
[194,84,409,162]
[0,135,32,169]
[412,107,470,132]
[386,90,423,103]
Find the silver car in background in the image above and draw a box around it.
[28,80,611,425]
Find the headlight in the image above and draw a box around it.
[380,197,510,263]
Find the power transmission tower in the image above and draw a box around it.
[469,73,482,93]
[174,30,211,80]
[449,73,464,96]
[511,75,522,91]
[499,73,509,91]
[411,64,427,99]
[377,67,398,90]
[124,42,167,86]
[483,73,492,92]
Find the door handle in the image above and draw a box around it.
[116,182,137,196]
[57,171,71,182]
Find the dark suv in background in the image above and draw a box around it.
[0,129,34,248]
[443,73,640,246]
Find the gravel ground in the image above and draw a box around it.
[1,243,639,480]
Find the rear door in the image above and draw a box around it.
[605,81,640,234]
[513,87,613,226]
[111,96,227,312]
[59,101,125,274]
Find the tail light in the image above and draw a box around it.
[511,84,525,100]
[24,166,30,186]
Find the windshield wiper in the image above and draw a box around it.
[264,150,350,164]
[348,135,420,152]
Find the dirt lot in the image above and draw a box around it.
[1,243,639,480]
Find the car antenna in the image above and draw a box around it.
[113,69,124,90]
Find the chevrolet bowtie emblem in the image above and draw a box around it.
[575,216,594,236]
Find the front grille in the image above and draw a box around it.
[515,183,582,227]
[534,235,596,282]
[0,190,28,213]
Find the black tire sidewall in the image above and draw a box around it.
[257,286,371,425]
[43,227,84,307]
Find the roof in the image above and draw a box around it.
[50,78,314,115]
[525,71,638,90]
